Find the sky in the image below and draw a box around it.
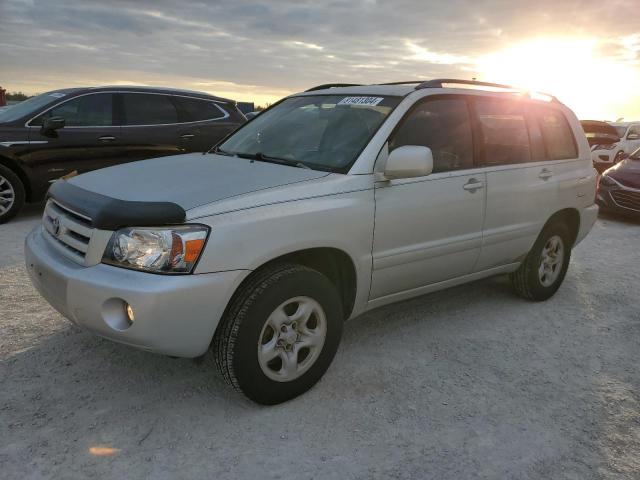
[1,0,639,120]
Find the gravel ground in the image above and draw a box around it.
[1,205,639,480]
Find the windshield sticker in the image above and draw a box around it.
[49,93,66,98]
[337,97,384,106]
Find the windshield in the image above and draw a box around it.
[614,126,628,138]
[0,91,74,123]
[218,94,400,172]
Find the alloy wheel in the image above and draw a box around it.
[538,235,564,287]
[257,296,327,382]
[0,174,16,215]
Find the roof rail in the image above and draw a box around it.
[378,80,427,86]
[305,83,363,92]
[415,78,559,102]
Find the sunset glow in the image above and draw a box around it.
[2,2,640,119]
[477,37,640,120]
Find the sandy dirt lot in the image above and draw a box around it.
[1,205,639,479]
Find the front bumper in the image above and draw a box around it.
[25,226,249,357]
[597,184,640,218]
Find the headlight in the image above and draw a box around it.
[599,175,618,187]
[102,225,209,274]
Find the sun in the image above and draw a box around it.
[476,37,640,121]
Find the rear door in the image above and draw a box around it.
[370,96,486,300]
[473,99,578,271]
[172,96,240,151]
[27,92,123,181]
[116,92,184,162]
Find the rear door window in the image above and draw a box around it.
[173,97,228,122]
[122,93,178,126]
[389,98,474,172]
[475,99,531,166]
[536,107,578,160]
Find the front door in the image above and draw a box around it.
[370,97,486,301]
[27,92,123,182]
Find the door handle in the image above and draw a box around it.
[539,169,553,180]
[180,134,195,139]
[98,136,116,142]
[463,178,484,192]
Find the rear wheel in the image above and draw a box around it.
[510,222,572,301]
[214,263,343,405]
[0,165,25,224]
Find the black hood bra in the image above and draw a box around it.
[48,180,186,230]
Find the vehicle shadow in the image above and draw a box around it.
[14,201,46,220]
[1,273,526,413]
[598,210,640,225]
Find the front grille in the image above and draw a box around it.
[611,190,640,212]
[43,199,94,264]
[617,177,640,190]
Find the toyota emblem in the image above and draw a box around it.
[51,217,61,237]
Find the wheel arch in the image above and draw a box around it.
[0,155,32,201]
[544,208,580,246]
[228,247,358,322]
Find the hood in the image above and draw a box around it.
[581,120,620,147]
[606,158,640,189]
[69,153,329,210]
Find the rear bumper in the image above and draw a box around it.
[25,226,249,357]
[575,204,599,246]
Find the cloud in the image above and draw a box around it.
[404,41,471,65]
[0,0,639,110]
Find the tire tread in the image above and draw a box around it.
[213,263,315,395]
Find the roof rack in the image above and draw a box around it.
[378,80,427,86]
[305,83,363,92]
[415,78,559,102]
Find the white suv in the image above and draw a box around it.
[25,79,598,404]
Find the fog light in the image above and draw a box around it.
[125,303,135,323]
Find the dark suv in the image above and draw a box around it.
[0,86,246,222]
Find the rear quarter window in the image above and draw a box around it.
[536,107,578,160]
[174,97,228,122]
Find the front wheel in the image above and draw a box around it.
[0,165,25,224]
[510,222,572,301]
[214,263,343,404]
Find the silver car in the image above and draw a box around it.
[25,80,598,404]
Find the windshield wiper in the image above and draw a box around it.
[235,152,311,169]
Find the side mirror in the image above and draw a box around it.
[384,145,434,179]
[627,133,639,140]
[41,116,66,135]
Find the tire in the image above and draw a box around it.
[214,263,343,405]
[0,165,25,224]
[510,222,572,301]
